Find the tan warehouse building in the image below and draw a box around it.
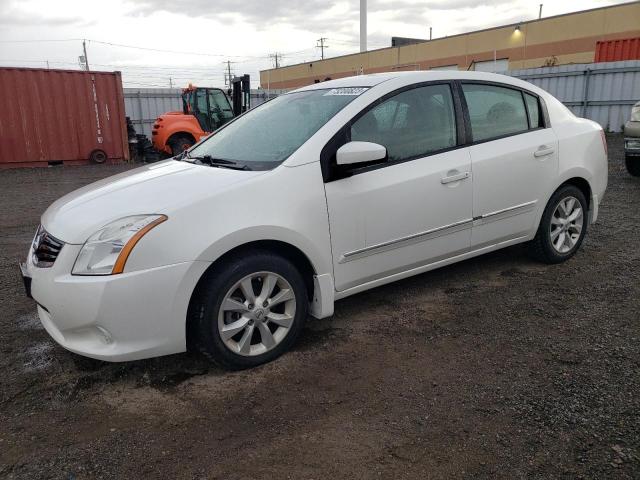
[260,1,640,89]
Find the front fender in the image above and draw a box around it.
[194,225,336,318]
[196,225,329,278]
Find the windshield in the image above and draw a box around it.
[187,88,367,169]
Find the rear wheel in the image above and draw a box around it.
[626,155,640,177]
[168,135,194,157]
[89,149,107,164]
[189,251,308,370]
[528,185,588,264]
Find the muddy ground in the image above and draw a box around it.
[1,135,638,479]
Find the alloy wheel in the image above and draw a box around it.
[550,196,583,254]
[217,271,296,356]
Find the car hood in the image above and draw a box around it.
[41,160,265,244]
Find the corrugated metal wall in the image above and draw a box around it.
[508,60,640,132]
[124,88,182,138]
[125,62,639,134]
[124,88,287,137]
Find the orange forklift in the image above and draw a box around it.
[152,74,250,156]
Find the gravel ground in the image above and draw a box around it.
[1,135,638,479]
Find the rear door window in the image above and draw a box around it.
[462,84,529,142]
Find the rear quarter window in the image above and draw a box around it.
[524,93,543,129]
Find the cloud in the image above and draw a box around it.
[120,0,524,52]
[0,0,92,27]
[127,0,338,24]
[0,0,630,86]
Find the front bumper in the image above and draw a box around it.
[19,262,32,298]
[624,137,640,157]
[23,243,209,362]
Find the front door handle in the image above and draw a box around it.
[534,145,555,158]
[441,171,470,184]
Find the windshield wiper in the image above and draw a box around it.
[189,154,252,170]
[174,150,189,161]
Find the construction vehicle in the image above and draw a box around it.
[152,74,251,156]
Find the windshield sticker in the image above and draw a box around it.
[323,87,369,96]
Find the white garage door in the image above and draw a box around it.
[430,64,459,71]
[473,59,509,73]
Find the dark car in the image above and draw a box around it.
[624,101,640,176]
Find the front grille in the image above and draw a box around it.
[32,226,64,268]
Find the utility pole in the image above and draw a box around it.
[224,60,236,85]
[316,37,329,60]
[82,39,90,71]
[268,53,282,69]
[429,27,432,41]
[169,77,173,88]
[360,0,367,52]
[539,4,543,19]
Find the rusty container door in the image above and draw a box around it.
[595,37,640,62]
[0,67,129,167]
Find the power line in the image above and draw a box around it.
[1,37,270,60]
[0,38,82,43]
[1,37,317,60]
[0,61,231,78]
[330,38,387,49]
[87,39,234,58]
[88,39,309,61]
[0,58,234,71]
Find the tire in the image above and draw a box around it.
[528,184,588,264]
[626,155,640,177]
[188,251,308,370]
[89,149,107,164]
[168,135,194,157]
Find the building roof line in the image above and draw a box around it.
[260,0,640,74]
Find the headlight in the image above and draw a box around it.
[631,105,640,122]
[72,215,167,275]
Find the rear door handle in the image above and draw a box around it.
[534,145,555,158]
[441,171,470,184]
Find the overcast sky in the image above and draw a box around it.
[0,0,632,88]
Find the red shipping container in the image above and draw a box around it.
[595,37,640,62]
[0,67,129,168]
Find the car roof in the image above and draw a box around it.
[294,70,539,94]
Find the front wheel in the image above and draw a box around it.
[528,185,588,264]
[189,251,308,369]
[626,155,640,177]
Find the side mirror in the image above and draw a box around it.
[336,141,387,166]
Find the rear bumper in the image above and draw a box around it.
[24,243,210,362]
[590,193,600,224]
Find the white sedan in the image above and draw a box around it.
[21,71,608,369]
